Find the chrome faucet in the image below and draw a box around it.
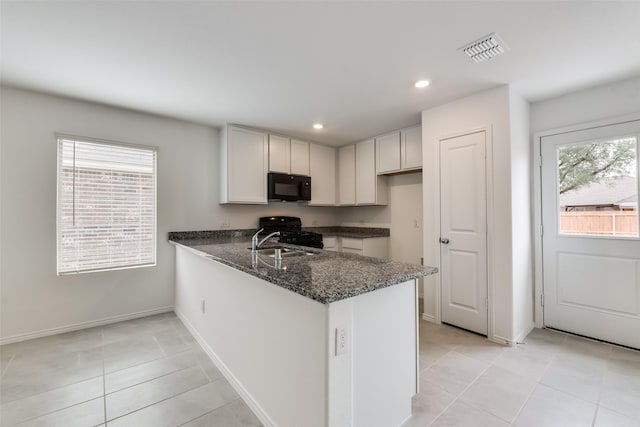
[251,228,281,253]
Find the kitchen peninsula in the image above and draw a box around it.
[170,230,437,427]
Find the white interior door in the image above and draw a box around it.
[440,131,488,335]
[541,119,640,349]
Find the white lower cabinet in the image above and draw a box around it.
[341,237,389,259]
[323,236,339,252]
[175,245,417,427]
[324,236,389,259]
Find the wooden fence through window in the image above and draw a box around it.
[560,211,638,236]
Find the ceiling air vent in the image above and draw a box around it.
[459,33,509,63]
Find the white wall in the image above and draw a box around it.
[0,87,339,341]
[338,173,423,265]
[421,85,519,343]
[531,75,640,133]
[509,90,534,342]
[529,75,640,331]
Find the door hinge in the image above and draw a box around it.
[538,154,542,168]
[540,294,544,307]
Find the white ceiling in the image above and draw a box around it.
[2,1,639,145]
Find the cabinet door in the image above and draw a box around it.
[401,126,422,170]
[338,145,356,205]
[356,139,376,205]
[309,144,336,205]
[362,237,389,259]
[323,236,338,251]
[227,126,268,203]
[290,139,310,176]
[269,134,291,173]
[376,132,401,174]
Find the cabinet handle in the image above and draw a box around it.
[439,238,450,244]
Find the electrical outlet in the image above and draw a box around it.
[201,299,206,314]
[335,327,347,356]
[220,221,230,229]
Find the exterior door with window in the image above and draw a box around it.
[440,130,488,335]
[541,119,640,349]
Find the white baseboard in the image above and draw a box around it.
[421,313,436,323]
[0,306,174,346]
[174,309,277,427]
[514,322,536,344]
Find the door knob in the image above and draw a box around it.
[439,238,450,244]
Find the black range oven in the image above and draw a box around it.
[259,216,323,249]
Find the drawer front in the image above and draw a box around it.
[342,247,363,255]
[341,237,364,250]
[323,236,338,250]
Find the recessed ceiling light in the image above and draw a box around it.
[313,123,324,129]
[414,80,430,88]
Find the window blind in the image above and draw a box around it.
[57,136,157,274]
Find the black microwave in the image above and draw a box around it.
[267,172,311,201]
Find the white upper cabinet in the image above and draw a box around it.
[338,145,356,206]
[376,132,401,174]
[268,134,291,174]
[374,125,422,175]
[401,125,422,170]
[290,139,310,176]
[269,136,310,176]
[356,139,387,205]
[220,125,268,204]
[309,143,336,206]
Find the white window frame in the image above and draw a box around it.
[56,134,158,275]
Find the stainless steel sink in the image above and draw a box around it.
[251,247,315,258]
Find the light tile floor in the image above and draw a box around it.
[403,320,640,427]
[2,313,639,427]
[0,312,262,427]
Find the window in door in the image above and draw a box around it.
[557,136,638,237]
[57,136,157,274]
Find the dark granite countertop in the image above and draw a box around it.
[169,230,436,304]
[302,226,390,238]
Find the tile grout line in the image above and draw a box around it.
[4,396,106,427]
[418,346,454,374]
[427,337,554,426]
[591,405,600,427]
[425,350,498,427]
[175,397,244,427]
[103,346,193,376]
[0,353,15,378]
[104,380,225,424]
[507,347,557,426]
[0,373,105,407]
[1,317,184,407]
[104,353,200,395]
